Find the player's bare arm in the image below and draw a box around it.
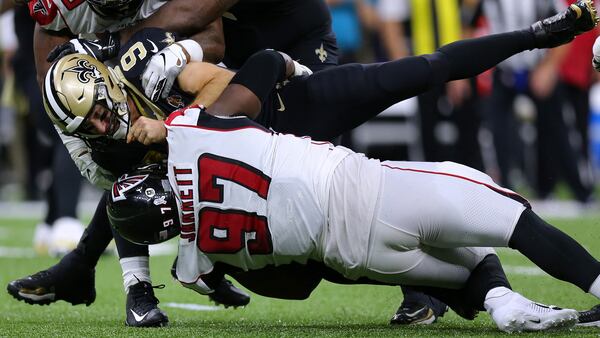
[123,19,225,64]
[178,62,235,107]
[33,24,73,87]
[119,0,237,42]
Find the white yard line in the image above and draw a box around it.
[163,302,222,311]
[0,246,35,258]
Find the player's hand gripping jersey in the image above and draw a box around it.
[167,107,353,287]
[28,0,165,34]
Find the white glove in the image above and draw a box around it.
[56,126,116,190]
[593,36,600,71]
[292,60,313,77]
[142,43,188,101]
[142,40,203,102]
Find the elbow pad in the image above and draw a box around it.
[229,49,287,103]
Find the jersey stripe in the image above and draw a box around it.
[381,163,530,207]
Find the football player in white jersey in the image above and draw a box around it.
[31,1,600,330]
[105,50,600,333]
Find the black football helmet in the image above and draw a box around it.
[86,0,144,20]
[107,164,180,245]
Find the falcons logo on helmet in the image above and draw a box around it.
[111,174,149,202]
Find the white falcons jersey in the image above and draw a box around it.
[165,106,351,284]
[29,0,166,34]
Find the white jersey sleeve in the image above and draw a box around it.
[56,126,116,190]
[29,0,166,34]
[166,107,351,283]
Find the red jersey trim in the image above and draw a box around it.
[381,163,530,207]
[28,0,58,26]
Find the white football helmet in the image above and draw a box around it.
[43,54,130,139]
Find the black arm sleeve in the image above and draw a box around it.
[229,49,287,104]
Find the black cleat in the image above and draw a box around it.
[577,304,600,327]
[390,303,441,325]
[531,0,599,48]
[208,278,251,308]
[7,251,95,306]
[125,281,169,327]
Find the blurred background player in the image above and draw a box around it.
[0,3,84,257]
[14,4,84,256]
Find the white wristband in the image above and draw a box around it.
[178,39,204,62]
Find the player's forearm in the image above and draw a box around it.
[187,19,225,64]
[123,0,237,39]
[33,25,73,88]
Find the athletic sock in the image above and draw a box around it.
[120,256,151,292]
[483,286,513,313]
[589,275,600,298]
[509,208,600,292]
[462,254,512,311]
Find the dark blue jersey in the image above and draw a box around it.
[116,28,195,119]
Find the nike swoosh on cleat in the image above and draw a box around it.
[147,39,159,53]
[403,307,428,317]
[130,309,149,322]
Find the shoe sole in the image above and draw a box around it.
[576,320,600,327]
[390,308,437,325]
[125,321,169,328]
[6,283,55,306]
[500,310,578,333]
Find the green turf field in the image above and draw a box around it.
[2,217,600,337]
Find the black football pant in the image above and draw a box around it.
[264,29,537,144]
[222,0,338,71]
[74,192,148,267]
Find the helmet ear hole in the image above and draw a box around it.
[107,164,180,245]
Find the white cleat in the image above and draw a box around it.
[48,217,84,257]
[487,291,578,333]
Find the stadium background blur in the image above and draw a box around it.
[0,0,599,245]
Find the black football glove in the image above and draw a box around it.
[47,33,120,62]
